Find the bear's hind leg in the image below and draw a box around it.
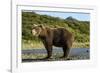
[62,46,70,58]
[61,40,72,59]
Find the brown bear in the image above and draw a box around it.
[32,24,74,59]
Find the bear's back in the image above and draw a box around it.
[51,28,72,47]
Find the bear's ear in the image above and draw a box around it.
[33,24,38,27]
[39,24,45,29]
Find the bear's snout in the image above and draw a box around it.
[32,29,37,36]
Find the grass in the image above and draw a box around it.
[22,53,47,59]
[72,42,89,48]
[22,40,90,50]
[22,40,44,50]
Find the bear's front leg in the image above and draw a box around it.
[45,44,52,59]
[41,36,53,59]
[42,40,52,59]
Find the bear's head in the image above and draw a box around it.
[32,24,45,37]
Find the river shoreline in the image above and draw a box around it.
[22,48,90,62]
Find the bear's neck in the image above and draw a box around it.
[38,27,51,40]
[38,35,46,40]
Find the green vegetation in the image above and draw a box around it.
[22,41,89,50]
[22,12,90,49]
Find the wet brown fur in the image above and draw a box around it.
[32,25,74,59]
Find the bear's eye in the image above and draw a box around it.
[35,27,40,31]
[34,28,37,30]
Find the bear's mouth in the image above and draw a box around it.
[32,29,38,36]
[32,29,41,37]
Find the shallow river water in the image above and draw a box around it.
[22,48,90,62]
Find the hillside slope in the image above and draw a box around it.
[22,12,90,43]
